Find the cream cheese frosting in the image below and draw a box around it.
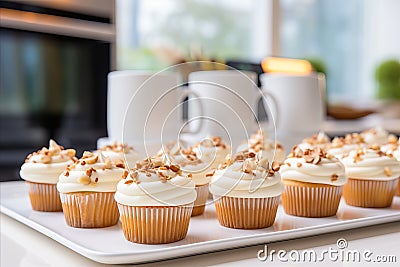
[236,130,285,163]
[97,142,140,169]
[114,158,196,206]
[341,147,400,181]
[327,134,364,157]
[57,151,125,193]
[192,136,230,169]
[158,143,211,185]
[20,140,76,184]
[280,146,346,186]
[209,151,284,198]
[381,135,400,161]
[361,127,390,146]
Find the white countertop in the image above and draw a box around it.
[1,212,399,267]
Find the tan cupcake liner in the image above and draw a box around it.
[396,181,400,196]
[192,183,209,217]
[60,192,119,228]
[343,178,398,208]
[282,180,342,218]
[26,181,62,212]
[212,195,279,229]
[118,203,193,244]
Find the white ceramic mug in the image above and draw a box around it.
[188,70,260,146]
[107,70,203,151]
[260,72,326,149]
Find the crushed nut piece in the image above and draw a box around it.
[78,175,91,185]
[384,167,392,177]
[297,162,302,168]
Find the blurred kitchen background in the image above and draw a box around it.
[1,0,399,181]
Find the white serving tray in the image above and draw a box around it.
[1,181,399,264]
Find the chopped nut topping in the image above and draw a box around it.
[78,175,91,185]
[170,165,180,172]
[384,167,392,177]
[331,174,339,182]
[41,155,51,164]
[297,162,302,168]
[205,169,216,177]
[95,177,99,183]
[271,161,280,172]
[291,146,327,165]
[122,170,129,179]
[124,180,133,185]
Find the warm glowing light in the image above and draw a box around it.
[262,57,313,74]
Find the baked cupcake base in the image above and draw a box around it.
[26,181,62,212]
[282,180,342,218]
[212,195,279,229]
[343,178,398,208]
[118,203,193,244]
[60,192,119,228]
[192,184,209,216]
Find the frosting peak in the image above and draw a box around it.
[236,130,285,163]
[20,140,76,184]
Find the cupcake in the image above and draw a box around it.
[236,130,285,163]
[280,146,346,217]
[57,151,124,228]
[20,140,76,212]
[341,147,400,207]
[192,136,230,169]
[361,126,390,146]
[114,158,196,244]
[209,151,284,229]
[165,145,211,216]
[298,132,330,150]
[97,142,140,169]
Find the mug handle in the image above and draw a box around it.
[259,90,279,132]
[179,87,204,134]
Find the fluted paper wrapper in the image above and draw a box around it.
[343,178,398,208]
[26,181,62,212]
[212,195,279,229]
[118,203,193,244]
[282,180,342,218]
[191,183,209,216]
[60,192,119,228]
[396,181,400,196]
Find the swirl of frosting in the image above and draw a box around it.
[158,143,211,185]
[236,130,285,163]
[114,159,196,206]
[57,151,125,193]
[280,146,346,186]
[97,142,140,168]
[327,135,364,157]
[192,136,230,169]
[20,140,76,184]
[341,148,400,180]
[361,127,390,146]
[209,151,284,198]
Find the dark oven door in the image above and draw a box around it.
[0,0,115,181]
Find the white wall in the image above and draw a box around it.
[362,0,400,99]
